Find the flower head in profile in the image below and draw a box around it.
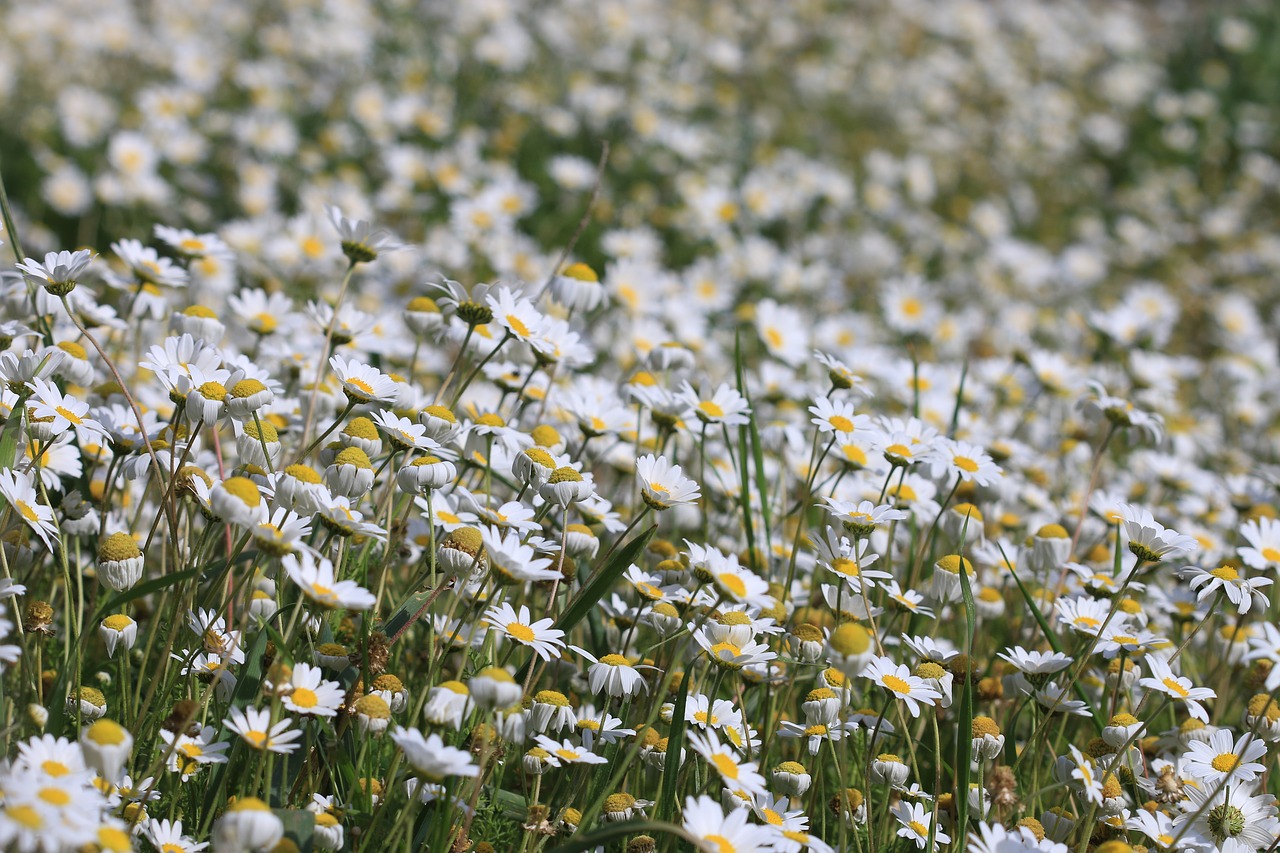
[283,552,376,611]
[16,250,95,296]
[1119,504,1197,563]
[326,204,400,263]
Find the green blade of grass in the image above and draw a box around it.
[657,670,690,822]
[954,509,978,846]
[555,524,656,633]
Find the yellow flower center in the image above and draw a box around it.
[38,787,71,807]
[909,820,929,837]
[698,401,725,419]
[243,730,270,749]
[1211,753,1239,773]
[882,675,912,694]
[1162,678,1189,697]
[710,753,740,779]
[717,573,747,598]
[506,314,531,337]
[1210,566,1240,581]
[828,415,854,432]
[291,688,318,709]
[5,805,43,829]
[953,455,979,473]
[507,622,536,643]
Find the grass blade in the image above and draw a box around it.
[657,670,689,821]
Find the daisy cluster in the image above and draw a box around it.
[2,1,1280,853]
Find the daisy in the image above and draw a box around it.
[860,656,942,718]
[110,237,189,288]
[1239,517,1280,570]
[892,800,950,849]
[678,381,751,427]
[819,498,908,536]
[569,646,649,697]
[223,707,302,754]
[486,285,550,351]
[390,727,480,782]
[16,249,95,295]
[1068,745,1104,805]
[0,469,59,552]
[687,730,768,796]
[1180,564,1272,614]
[483,602,566,661]
[1173,780,1279,853]
[1054,595,1116,637]
[1138,657,1215,722]
[574,704,635,750]
[533,735,610,767]
[1032,682,1091,717]
[1184,729,1268,783]
[26,378,109,446]
[371,410,441,453]
[635,453,701,510]
[480,526,560,582]
[814,350,868,395]
[692,630,778,671]
[682,795,774,853]
[282,551,376,611]
[1096,626,1164,658]
[883,581,934,617]
[809,396,871,437]
[279,663,345,718]
[146,819,209,853]
[159,726,230,781]
[326,204,400,262]
[929,438,1002,487]
[1119,503,1197,563]
[329,354,400,405]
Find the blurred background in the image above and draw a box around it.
[1,0,1277,358]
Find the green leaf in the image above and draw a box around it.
[0,408,20,470]
[491,787,529,820]
[546,820,695,853]
[736,361,773,556]
[274,809,315,853]
[383,586,438,642]
[555,524,656,634]
[657,671,690,822]
[733,332,757,568]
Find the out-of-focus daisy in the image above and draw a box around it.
[678,381,751,427]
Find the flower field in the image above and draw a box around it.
[2,1,1280,852]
